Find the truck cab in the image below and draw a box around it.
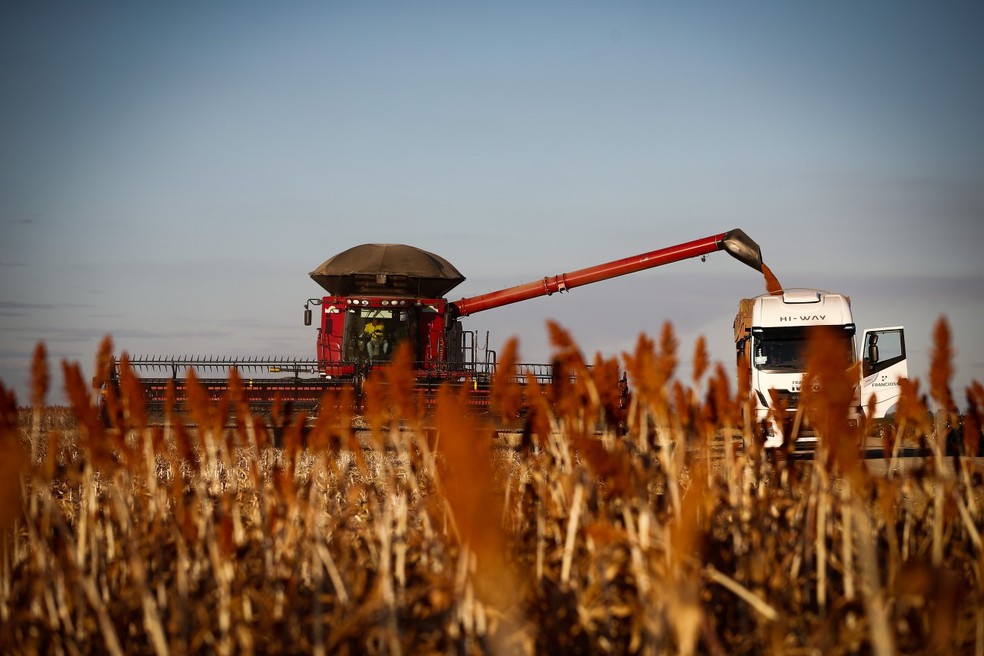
[735,289,906,448]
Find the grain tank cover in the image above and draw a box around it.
[310,243,465,297]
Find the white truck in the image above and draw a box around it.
[734,289,907,448]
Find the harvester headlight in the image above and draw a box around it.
[361,299,369,306]
[381,300,389,306]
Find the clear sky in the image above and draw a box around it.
[2,1,983,406]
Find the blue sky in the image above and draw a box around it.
[2,2,983,405]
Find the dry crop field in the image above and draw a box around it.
[2,319,983,655]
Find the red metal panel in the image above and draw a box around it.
[317,297,348,365]
[418,300,446,370]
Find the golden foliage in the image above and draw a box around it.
[930,317,956,413]
[1,318,983,655]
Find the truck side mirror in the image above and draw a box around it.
[863,334,879,377]
[304,307,312,326]
[867,333,879,364]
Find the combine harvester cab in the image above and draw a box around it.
[735,289,907,449]
[306,243,492,400]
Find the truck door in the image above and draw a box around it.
[860,326,907,419]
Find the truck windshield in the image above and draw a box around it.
[753,327,854,372]
[343,307,413,362]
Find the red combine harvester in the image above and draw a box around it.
[120,229,764,411]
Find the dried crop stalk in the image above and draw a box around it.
[81,575,125,656]
[705,565,778,621]
[841,478,855,603]
[854,500,894,656]
[536,474,546,582]
[933,480,945,567]
[561,482,584,585]
[816,468,828,612]
[977,606,984,656]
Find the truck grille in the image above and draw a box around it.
[770,389,800,409]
